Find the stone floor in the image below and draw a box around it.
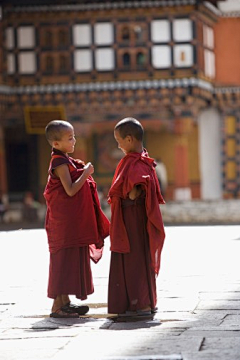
[0,225,240,359]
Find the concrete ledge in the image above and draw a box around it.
[1,200,240,230]
[161,199,240,225]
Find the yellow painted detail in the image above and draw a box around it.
[226,161,236,180]
[24,106,66,134]
[226,116,236,135]
[227,138,236,157]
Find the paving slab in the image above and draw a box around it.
[49,330,203,360]
[101,356,183,360]
[197,300,240,310]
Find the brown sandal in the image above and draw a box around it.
[50,308,79,318]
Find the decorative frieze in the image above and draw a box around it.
[0,78,214,95]
[5,1,197,14]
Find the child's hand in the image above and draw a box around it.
[75,159,85,165]
[129,185,142,200]
[83,162,94,175]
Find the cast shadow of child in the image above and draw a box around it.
[30,316,100,332]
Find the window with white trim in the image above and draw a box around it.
[18,52,36,74]
[73,21,114,72]
[150,18,194,69]
[203,24,215,79]
[73,24,92,47]
[6,27,14,49]
[74,49,92,72]
[152,45,171,69]
[7,53,15,74]
[17,26,35,48]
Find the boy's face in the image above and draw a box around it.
[114,130,134,155]
[53,127,76,154]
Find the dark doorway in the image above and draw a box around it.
[5,127,39,201]
[7,142,30,193]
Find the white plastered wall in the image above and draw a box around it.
[217,0,240,11]
[198,108,222,200]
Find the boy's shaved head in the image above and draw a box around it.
[45,120,73,145]
[115,117,143,141]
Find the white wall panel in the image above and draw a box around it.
[18,52,36,73]
[174,44,193,67]
[18,26,35,48]
[94,23,113,45]
[73,24,91,46]
[151,20,170,43]
[95,48,114,70]
[74,50,92,72]
[173,19,192,42]
[152,45,171,68]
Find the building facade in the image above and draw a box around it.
[0,0,240,202]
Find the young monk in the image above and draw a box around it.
[108,117,165,318]
[44,120,109,318]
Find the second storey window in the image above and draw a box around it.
[58,29,69,47]
[17,26,35,48]
[59,55,68,72]
[74,49,92,72]
[45,31,53,48]
[203,24,215,79]
[73,22,114,72]
[17,26,36,74]
[123,52,130,67]
[151,18,194,69]
[45,56,54,73]
[122,26,130,41]
[19,52,36,74]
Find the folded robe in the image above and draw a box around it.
[44,149,110,263]
[108,149,165,275]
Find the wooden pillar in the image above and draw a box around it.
[173,118,192,200]
[175,137,189,187]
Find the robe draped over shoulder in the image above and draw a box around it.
[44,149,109,262]
[108,149,165,275]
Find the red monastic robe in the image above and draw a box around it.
[108,149,165,275]
[44,149,110,262]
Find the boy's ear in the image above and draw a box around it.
[52,140,59,148]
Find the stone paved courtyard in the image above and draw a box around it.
[0,225,240,359]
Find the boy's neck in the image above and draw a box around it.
[131,142,143,153]
[53,147,69,156]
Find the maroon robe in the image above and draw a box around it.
[108,150,165,314]
[44,148,110,299]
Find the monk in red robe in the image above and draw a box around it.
[44,120,109,318]
[108,117,165,318]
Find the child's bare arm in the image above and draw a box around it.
[54,162,94,197]
[128,185,142,200]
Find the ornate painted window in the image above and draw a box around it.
[45,56,54,73]
[58,29,69,47]
[123,52,130,67]
[44,31,53,48]
[122,26,130,41]
[59,55,68,73]
[136,51,147,68]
